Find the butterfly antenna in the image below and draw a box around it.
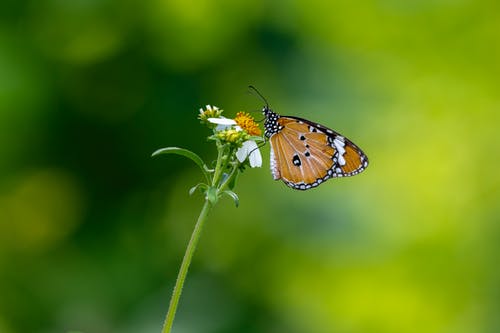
[245,108,265,122]
[248,85,269,108]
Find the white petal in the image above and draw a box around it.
[205,105,219,111]
[236,141,262,167]
[248,143,262,168]
[207,117,237,125]
[236,142,249,163]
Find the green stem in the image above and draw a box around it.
[211,144,226,187]
[161,199,212,333]
[218,163,239,193]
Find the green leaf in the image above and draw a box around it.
[189,183,208,196]
[152,147,210,183]
[228,170,239,190]
[222,190,239,207]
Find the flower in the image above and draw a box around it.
[199,105,223,124]
[216,128,249,146]
[234,112,261,136]
[207,115,262,168]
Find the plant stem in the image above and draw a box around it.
[218,164,238,193]
[161,199,212,333]
[211,144,226,187]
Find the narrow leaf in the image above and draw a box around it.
[189,183,208,196]
[222,190,239,207]
[152,147,210,183]
[228,170,239,190]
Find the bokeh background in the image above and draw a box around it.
[1,1,499,332]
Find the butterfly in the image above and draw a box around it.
[250,86,369,190]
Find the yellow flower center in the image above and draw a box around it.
[225,129,241,142]
[216,129,249,146]
[234,112,262,136]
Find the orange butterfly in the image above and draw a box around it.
[251,87,369,190]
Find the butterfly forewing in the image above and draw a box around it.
[271,131,328,185]
[273,120,335,180]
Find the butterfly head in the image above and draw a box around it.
[247,86,282,138]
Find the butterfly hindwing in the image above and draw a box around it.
[267,114,368,190]
[291,116,368,175]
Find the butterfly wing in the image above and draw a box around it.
[269,116,368,190]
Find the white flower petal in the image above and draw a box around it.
[205,105,219,111]
[236,142,249,163]
[249,151,262,168]
[207,117,237,125]
[236,140,262,168]
[247,141,262,168]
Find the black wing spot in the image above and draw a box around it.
[299,135,306,141]
[292,154,301,167]
[305,151,310,157]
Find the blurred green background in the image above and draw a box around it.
[1,0,499,332]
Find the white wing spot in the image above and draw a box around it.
[333,137,346,166]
